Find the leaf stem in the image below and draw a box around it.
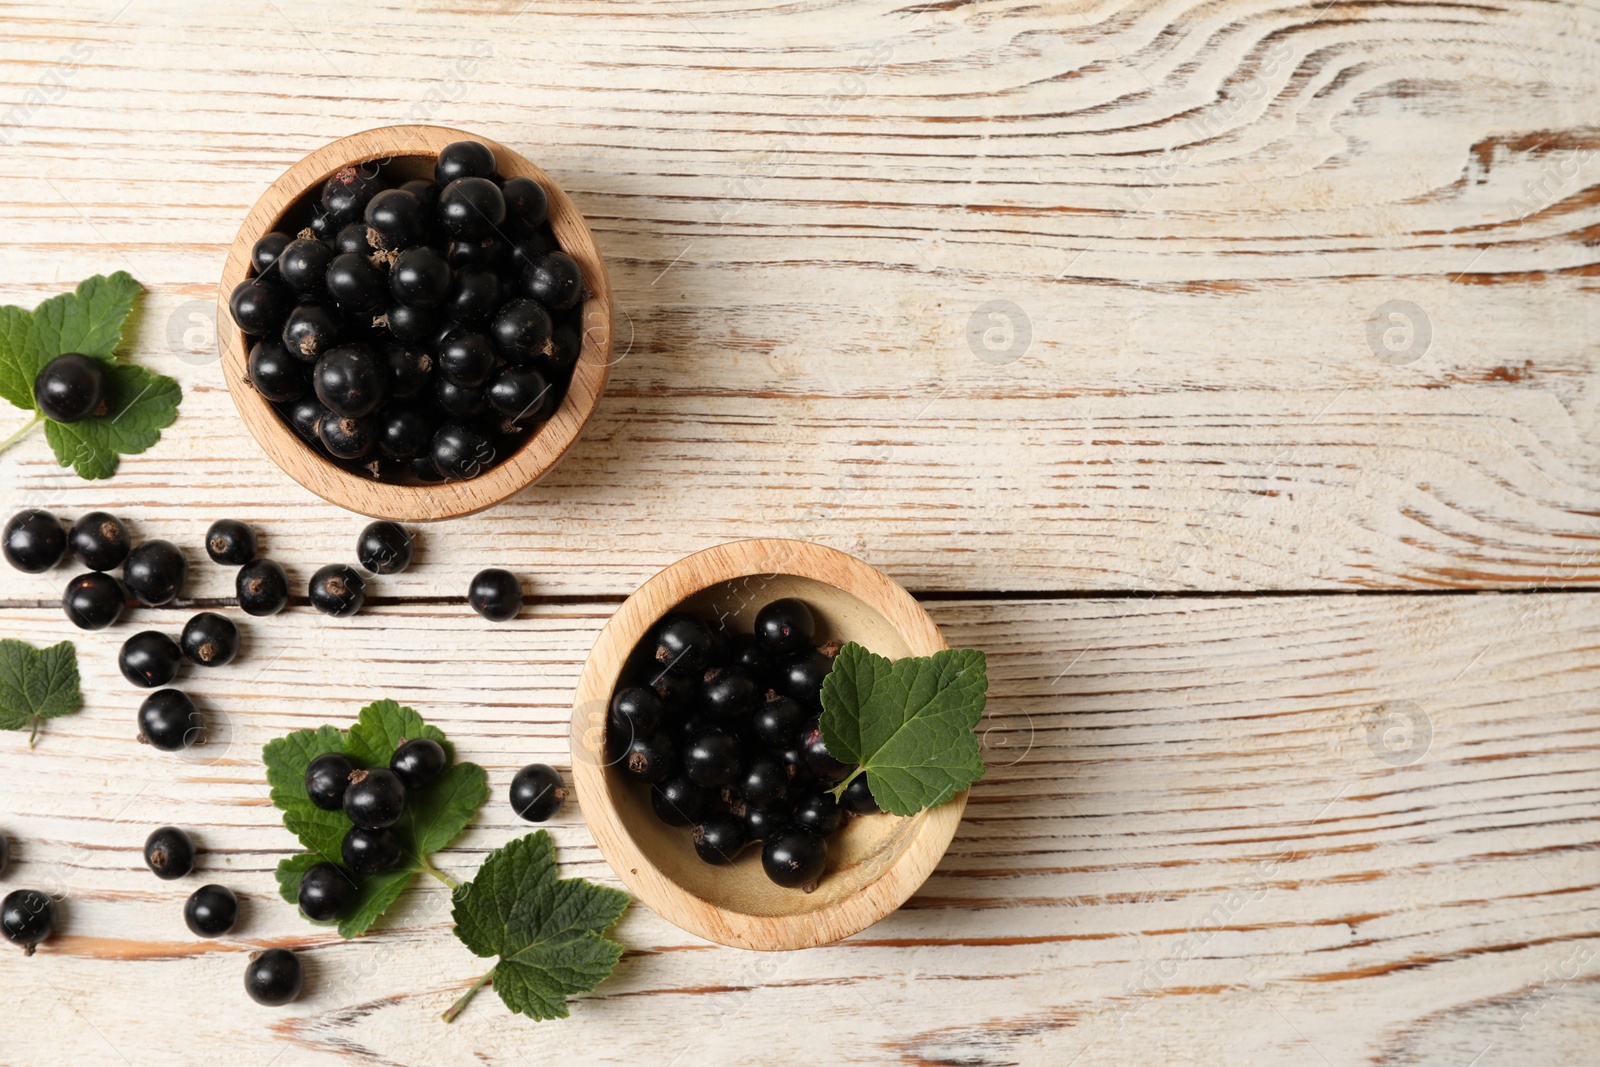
[420,855,460,889]
[441,970,493,1023]
[829,765,864,802]
[0,413,43,458]
[28,716,40,748]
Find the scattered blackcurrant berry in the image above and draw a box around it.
[468,568,522,622]
[343,768,406,829]
[305,752,355,811]
[840,773,882,815]
[509,763,567,823]
[651,774,707,827]
[123,539,188,606]
[138,689,202,751]
[236,558,290,617]
[342,825,404,875]
[204,519,257,566]
[181,611,239,668]
[755,598,816,656]
[3,509,66,572]
[691,812,747,865]
[390,737,448,790]
[1,889,55,955]
[355,520,414,575]
[308,564,365,617]
[297,862,357,923]
[63,571,125,630]
[682,731,740,788]
[184,884,238,937]
[623,731,676,783]
[762,827,827,889]
[144,826,196,880]
[68,511,128,571]
[119,630,182,688]
[245,948,304,1006]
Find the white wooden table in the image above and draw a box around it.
[2,2,1597,1064]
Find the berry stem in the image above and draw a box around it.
[829,765,864,802]
[440,970,493,1023]
[0,413,43,458]
[419,855,460,889]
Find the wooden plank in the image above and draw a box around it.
[2,1,1600,592]
[0,592,1594,1064]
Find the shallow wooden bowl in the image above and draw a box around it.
[570,538,966,950]
[216,124,612,521]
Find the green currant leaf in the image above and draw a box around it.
[0,639,82,746]
[449,832,630,1022]
[262,701,488,939]
[819,642,988,817]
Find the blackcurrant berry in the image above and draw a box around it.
[501,176,548,225]
[180,611,238,668]
[401,177,441,213]
[431,421,495,480]
[68,511,128,571]
[1,889,54,954]
[799,716,852,783]
[751,693,804,749]
[646,666,696,711]
[245,948,304,1006]
[281,301,340,360]
[762,828,827,889]
[229,280,291,336]
[308,210,335,239]
[325,251,387,312]
[653,611,714,675]
[546,320,581,377]
[407,453,446,482]
[486,365,552,424]
[778,647,835,709]
[63,571,125,630]
[314,344,385,418]
[650,774,707,827]
[309,564,365,617]
[377,406,434,461]
[507,230,556,274]
[184,883,238,937]
[439,331,497,387]
[143,826,196,880]
[284,395,330,444]
[728,633,772,685]
[344,767,406,829]
[390,737,447,790]
[247,337,308,400]
[444,265,502,323]
[446,235,510,271]
[251,231,291,275]
[342,825,404,875]
[702,667,758,724]
[389,246,451,307]
[364,187,425,250]
[3,509,66,572]
[439,176,506,240]
[609,687,662,743]
[756,598,815,656]
[119,630,182,688]
[523,251,583,311]
[468,568,523,621]
[384,301,438,345]
[683,731,740,787]
[204,519,256,566]
[489,298,552,360]
[335,221,374,256]
[297,862,356,923]
[305,752,355,811]
[509,763,567,822]
[236,558,290,617]
[381,343,433,400]
[737,800,787,842]
[435,376,487,417]
[840,773,881,814]
[691,812,747,865]
[623,730,676,783]
[791,789,843,835]
[737,757,790,809]
[436,140,497,185]
[277,237,335,294]
[33,353,105,423]
[356,520,414,575]
[138,689,202,751]
[321,165,381,225]
[318,411,377,460]
[124,539,187,606]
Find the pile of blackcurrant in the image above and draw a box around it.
[228,139,584,484]
[2,507,190,630]
[609,597,882,892]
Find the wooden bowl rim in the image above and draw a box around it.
[216,124,612,521]
[570,538,966,951]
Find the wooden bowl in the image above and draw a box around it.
[570,539,966,950]
[216,125,612,521]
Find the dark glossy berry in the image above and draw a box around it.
[435,376,486,418]
[205,519,256,566]
[729,634,772,684]
[344,767,406,829]
[119,630,181,688]
[435,140,498,185]
[305,752,355,811]
[390,246,451,307]
[314,344,384,418]
[229,280,291,336]
[609,687,662,743]
[401,178,440,212]
[297,863,356,923]
[736,757,790,809]
[68,511,128,571]
[431,421,495,480]
[653,611,714,675]
[523,251,583,311]
[439,331,497,387]
[3,509,66,572]
[762,828,827,889]
[384,301,438,345]
[184,884,238,937]
[501,176,548,225]
[507,230,556,274]
[799,716,852,783]
[691,812,747,865]
[381,343,433,400]
[335,221,373,256]
[364,187,425,250]
[439,176,506,240]
[489,298,552,360]
[510,763,566,822]
[377,406,433,461]
[33,353,104,422]
[840,773,882,814]
[282,301,340,360]
[650,773,705,826]
[407,453,446,482]
[646,666,696,712]
[756,598,815,656]
[446,235,510,271]
[791,789,843,835]
[702,667,758,724]
[245,948,304,1005]
[138,689,202,751]
[468,568,523,621]
[236,558,289,617]
[308,210,335,239]
[486,365,552,424]
[341,825,404,875]
[356,521,413,575]
[779,647,835,709]
[325,251,387,312]
[752,693,804,749]
[248,338,309,402]
[321,165,380,225]
[445,265,501,323]
[683,731,741,787]
[546,320,581,376]
[143,826,195,880]
[284,395,330,444]
[1,889,54,954]
[318,411,377,460]
[309,564,365,617]
[390,737,447,790]
[63,571,125,630]
[124,539,187,606]
[251,231,291,274]
[737,801,786,841]
[278,237,336,293]
[181,612,238,668]
[622,730,676,783]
